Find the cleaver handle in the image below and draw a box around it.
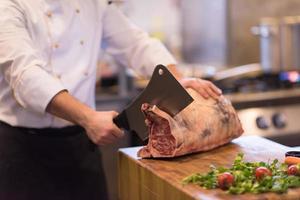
[113,111,130,131]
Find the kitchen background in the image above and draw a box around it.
[96,1,300,199]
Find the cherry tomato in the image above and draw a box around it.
[287,164,300,176]
[217,172,234,189]
[255,167,272,180]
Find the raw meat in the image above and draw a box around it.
[137,88,243,158]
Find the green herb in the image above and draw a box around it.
[182,153,300,194]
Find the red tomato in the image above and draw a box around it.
[217,172,234,189]
[255,167,272,180]
[287,165,300,176]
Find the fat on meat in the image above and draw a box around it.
[138,88,244,158]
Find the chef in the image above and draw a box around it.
[0,0,222,199]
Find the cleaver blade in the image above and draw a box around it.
[113,64,194,141]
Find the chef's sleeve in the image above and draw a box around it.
[0,1,66,114]
[102,4,177,77]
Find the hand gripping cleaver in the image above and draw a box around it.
[113,64,194,141]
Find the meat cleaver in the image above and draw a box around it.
[113,64,194,141]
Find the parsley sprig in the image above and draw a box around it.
[182,153,300,194]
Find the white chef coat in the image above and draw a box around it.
[0,0,176,128]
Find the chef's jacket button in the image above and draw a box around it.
[84,71,89,76]
[46,11,52,18]
[80,40,84,46]
[76,9,80,13]
[57,74,61,79]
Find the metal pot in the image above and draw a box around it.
[252,16,300,73]
[280,16,300,71]
[252,18,281,73]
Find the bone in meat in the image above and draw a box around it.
[138,88,244,158]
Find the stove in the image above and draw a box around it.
[215,71,300,147]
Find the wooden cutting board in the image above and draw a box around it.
[118,136,300,200]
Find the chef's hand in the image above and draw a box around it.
[166,64,222,100]
[180,78,222,100]
[46,91,124,145]
[84,111,124,145]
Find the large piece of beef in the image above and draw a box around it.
[137,88,243,158]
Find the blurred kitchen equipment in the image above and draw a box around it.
[213,63,263,81]
[229,88,300,144]
[252,16,300,73]
[280,16,300,71]
[180,0,227,67]
[251,18,281,73]
[113,65,193,141]
[217,69,300,147]
[181,0,300,67]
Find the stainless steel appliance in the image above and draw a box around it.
[216,71,300,147]
[252,16,300,73]
[229,89,300,146]
[251,18,281,73]
[180,0,300,67]
[280,16,300,71]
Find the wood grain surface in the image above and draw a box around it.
[118,136,300,200]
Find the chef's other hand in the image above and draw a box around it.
[84,111,124,145]
[180,78,222,100]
